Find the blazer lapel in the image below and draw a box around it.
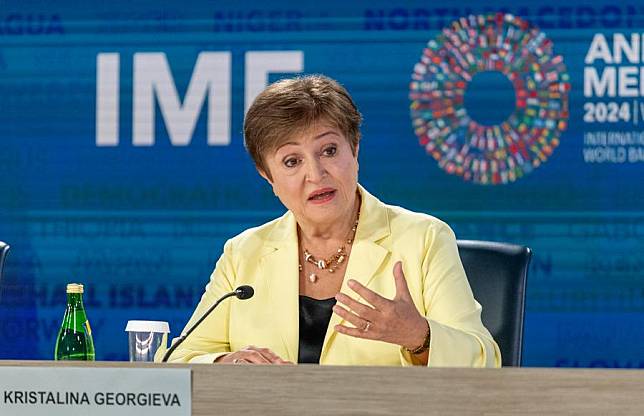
[320,185,391,362]
[262,212,300,362]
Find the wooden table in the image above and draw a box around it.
[2,361,643,415]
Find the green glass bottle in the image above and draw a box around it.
[54,283,95,361]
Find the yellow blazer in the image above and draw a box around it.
[166,186,501,367]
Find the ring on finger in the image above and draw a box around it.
[363,321,372,332]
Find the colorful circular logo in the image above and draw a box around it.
[409,13,570,185]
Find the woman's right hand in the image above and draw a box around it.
[215,345,293,365]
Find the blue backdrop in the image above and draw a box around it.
[1,0,643,367]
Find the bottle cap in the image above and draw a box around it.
[66,283,84,294]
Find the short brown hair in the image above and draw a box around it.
[244,74,362,178]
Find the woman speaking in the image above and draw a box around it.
[163,75,500,367]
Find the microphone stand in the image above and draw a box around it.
[161,291,238,363]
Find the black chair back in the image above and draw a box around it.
[457,240,531,367]
[0,241,9,283]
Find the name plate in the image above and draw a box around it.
[0,366,191,416]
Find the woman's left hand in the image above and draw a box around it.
[333,261,428,350]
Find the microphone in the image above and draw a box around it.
[161,285,254,363]
[235,285,254,300]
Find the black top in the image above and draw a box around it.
[298,295,337,364]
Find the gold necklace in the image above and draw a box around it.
[299,211,360,283]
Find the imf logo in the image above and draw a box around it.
[95,51,303,147]
[409,13,570,185]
